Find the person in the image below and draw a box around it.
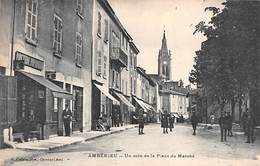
[115,113,120,127]
[241,109,249,135]
[62,103,72,136]
[190,112,198,135]
[226,112,233,136]
[133,109,145,135]
[219,113,228,142]
[102,114,111,131]
[161,111,169,134]
[169,115,175,132]
[246,111,255,143]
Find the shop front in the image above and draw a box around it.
[92,82,119,131]
[13,71,72,141]
[112,90,135,125]
[133,96,155,123]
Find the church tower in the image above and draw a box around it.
[158,30,172,81]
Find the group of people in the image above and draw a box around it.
[218,112,232,141]
[161,111,175,134]
[218,112,233,142]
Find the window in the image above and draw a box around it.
[97,12,101,36]
[76,0,83,16]
[52,98,58,121]
[25,0,38,45]
[96,51,102,76]
[75,32,82,66]
[117,72,120,88]
[112,70,115,86]
[112,31,120,47]
[103,55,107,78]
[53,14,62,56]
[104,19,108,43]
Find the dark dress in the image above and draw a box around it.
[138,114,144,128]
[161,113,169,128]
[191,115,198,130]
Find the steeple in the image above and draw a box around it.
[161,30,168,52]
[158,29,172,81]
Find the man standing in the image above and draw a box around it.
[133,109,145,135]
[161,111,169,134]
[246,111,255,143]
[169,115,175,132]
[62,103,72,136]
[226,112,233,136]
[190,112,198,135]
[219,113,228,142]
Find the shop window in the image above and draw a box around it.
[25,0,38,45]
[52,98,58,121]
[73,89,83,122]
[53,14,63,56]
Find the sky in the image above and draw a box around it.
[108,0,224,86]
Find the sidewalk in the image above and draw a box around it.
[0,124,137,165]
[13,124,137,151]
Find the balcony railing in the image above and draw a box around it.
[110,47,128,67]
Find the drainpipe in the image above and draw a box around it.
[10,0,16,76]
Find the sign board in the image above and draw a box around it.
[15,51,44,71]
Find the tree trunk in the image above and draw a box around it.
[238,98,242,122]
[231,97,235,122]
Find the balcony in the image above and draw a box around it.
[110,47,128,67]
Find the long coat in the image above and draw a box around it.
[161,113,169,128]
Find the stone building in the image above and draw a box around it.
[0,0,93,142]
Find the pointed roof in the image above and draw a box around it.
[161,30,168,51]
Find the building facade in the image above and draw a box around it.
[0,0,93,142]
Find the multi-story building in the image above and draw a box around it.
[133,67,156,122]
[0,0,93,142]
[92,0,136,129]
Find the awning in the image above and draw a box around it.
[94,83,120,105]
[172,113,180,118]
[20,71,73,100]
[113,91,134,109]
[133,96,155,113]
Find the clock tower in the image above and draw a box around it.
[158,30,171,81]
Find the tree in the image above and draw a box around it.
[190,1,260,119]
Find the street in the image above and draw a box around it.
[6,124,260,166]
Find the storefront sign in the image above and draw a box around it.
[15,51,44,71]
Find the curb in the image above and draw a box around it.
[26,125,138,152]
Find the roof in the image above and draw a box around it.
[136,67,156,86]
[130,41,139,54]
[98,0,133,40]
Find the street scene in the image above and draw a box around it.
[0,0,260,165]
[4,124,260,166]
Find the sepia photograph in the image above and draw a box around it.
[0,0,259,165]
